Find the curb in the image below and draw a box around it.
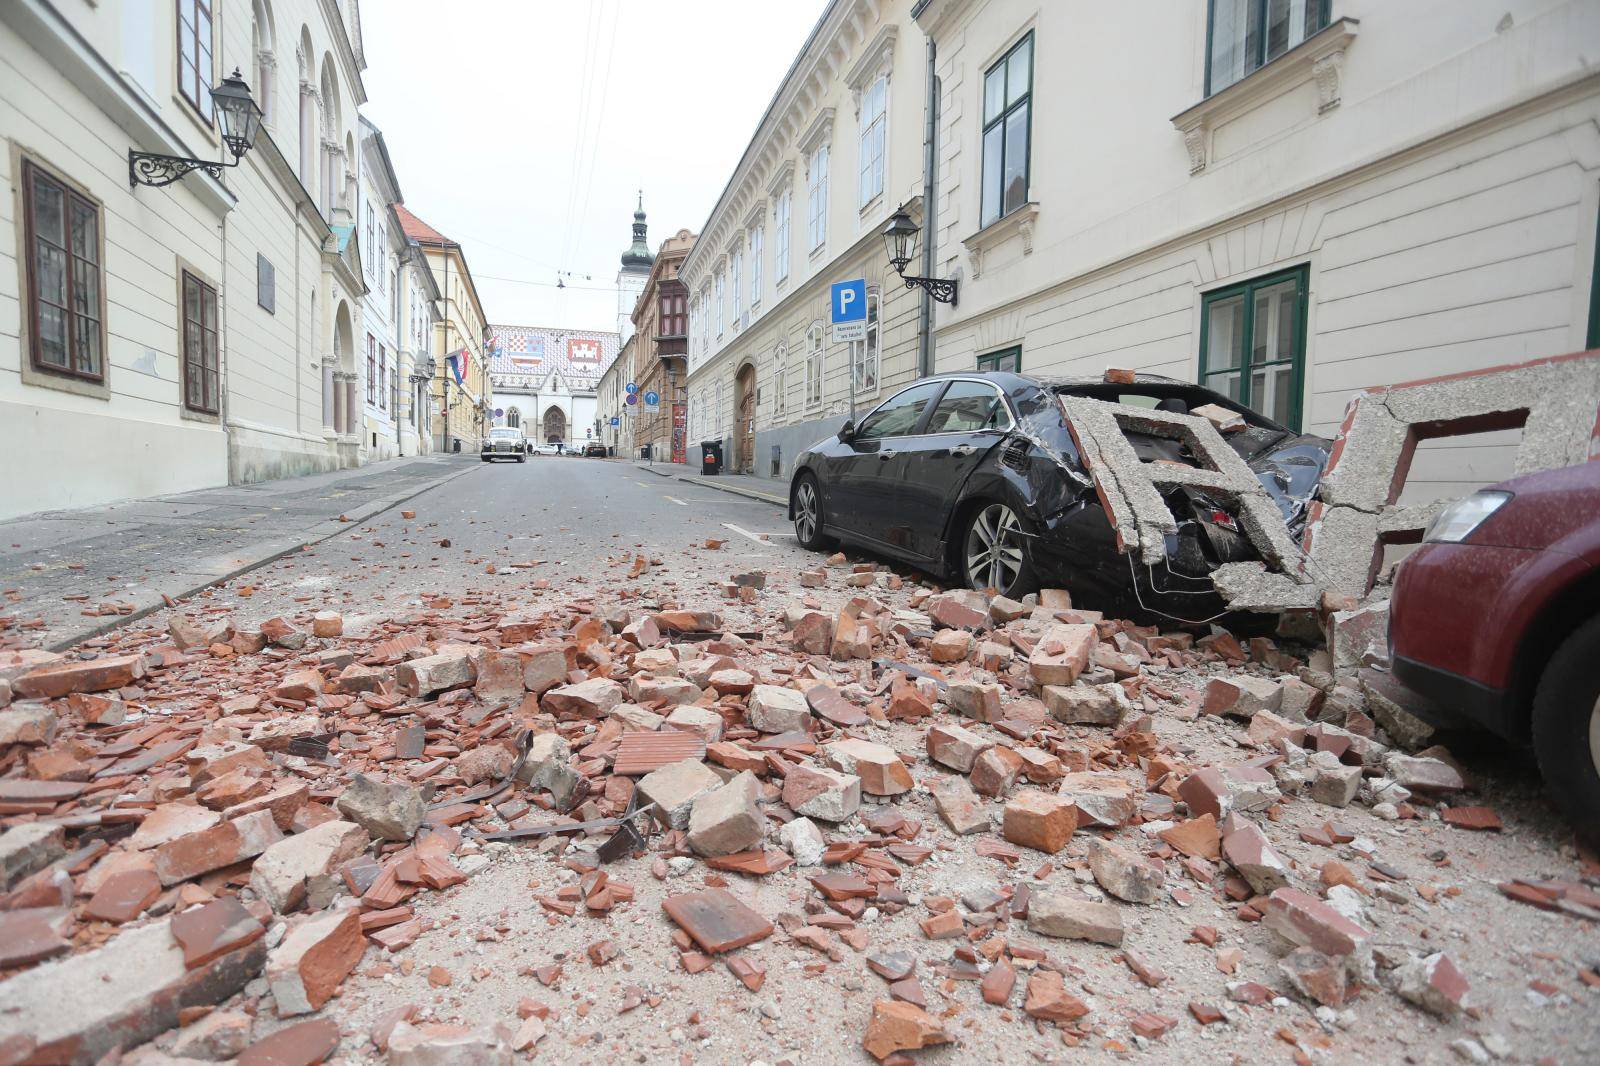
[631,464,787,507]
[44,462,482,652]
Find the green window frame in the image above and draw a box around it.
[1198,264,1309,431]
[981,32,1033,228]
[1205,0,1332,97]
[977,346,1021,373]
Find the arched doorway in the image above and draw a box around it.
[735,363,756,474]
[543,406,566,443]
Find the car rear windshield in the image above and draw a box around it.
[491,430,520,439]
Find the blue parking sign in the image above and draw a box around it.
[831,279,866,323]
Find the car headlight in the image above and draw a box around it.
[1423,490,1511,543]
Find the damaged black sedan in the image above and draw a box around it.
[787,371,1329,623]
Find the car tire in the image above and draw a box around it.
[517,456,525,463]
[481,456,491,463]
[1530,613,1600,848]
[791,473,834,552]
[960,500,1038,600]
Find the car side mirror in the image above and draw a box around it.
[838,419,855,443]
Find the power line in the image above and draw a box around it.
[570,0,622,270]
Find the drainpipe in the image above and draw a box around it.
[916,34,939,378]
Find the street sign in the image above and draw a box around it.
[643,390,660,412]
[831,278,867,343]
[625,393,638,406]
[625,382,638,394]
[610,416,620,426]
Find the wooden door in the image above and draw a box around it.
[736,365,756,473]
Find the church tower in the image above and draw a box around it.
[617,193,654,343]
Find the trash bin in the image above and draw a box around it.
[640,443,653,461]
[701,440,723,476]
[452,438,461,453]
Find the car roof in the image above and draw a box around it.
[901,370,1195,390]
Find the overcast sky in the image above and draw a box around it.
[360,0,828,335]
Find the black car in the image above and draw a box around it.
[787,371,1329,622]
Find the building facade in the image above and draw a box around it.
[397,221,441,457]
[633,229,696,462]
[397,205,493,453]
[915,0,1600,506]
[684,0,928,481]
[1,0,378,519]
[596,335,634,456]
[486,324,618,447]
[617,198,652,344]
[357,117,405,460]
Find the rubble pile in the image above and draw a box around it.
[0,555,1596,1064]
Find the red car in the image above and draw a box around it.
[1390,461,1600,842]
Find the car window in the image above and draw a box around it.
[854,382,943,441]
[924,380,1009,433]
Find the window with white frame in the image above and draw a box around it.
[714,272,726,336]
[1208,0,1330,96]
[749,226,763,306]
[805,322,824,407]
[853,288,880,394]
[807,146,829,252]
[774,190,791,282]
[858,75,887,208]
[730,246,742,320]
[178,0,215,120]
[364,204,376,277]
[773,345,787,416]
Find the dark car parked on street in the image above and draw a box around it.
[787,371,1330,622]
[1390,462,1600,842]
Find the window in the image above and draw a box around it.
[749,227,763,305]
[365,204,376,277]
[181,271,219,413]
[981,32,1032,227]
[1199,264,1308,430]
[805,323,824,407]
[924,380,1011,433]
[391,268,400,323]
[715,271,726,335]
[977,346,1020,373]
[507,407,520,429]
[23,161,104,382]
[853,288,880,395]
[773,345,787,416]
[774,190,791,282]
[251,0,275,128]
[807,146,829,251]
[257,253,275,313]
[1207,0,1331,96]
[177,0,214,120]
[379,344,388,411]
[366,332,376,404]
[858,74,887,208]
[730,246,742,319]
[855,382,942,441]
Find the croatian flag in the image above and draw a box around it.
[447,349,467,386]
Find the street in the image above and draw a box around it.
[1,456,1597,1064]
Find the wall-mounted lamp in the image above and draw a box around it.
[881,208,958,306]
[129,69,262,188]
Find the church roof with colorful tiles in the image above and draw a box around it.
[486,324,621,392]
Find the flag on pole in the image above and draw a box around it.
[447,350,466,386]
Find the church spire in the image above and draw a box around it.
[621,193,654,273]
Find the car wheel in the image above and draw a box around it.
[792,473,834,551]
[517,456,525,463]
[481,456,491,463]
[961,501,1037,599]
[1531,613,1600,848]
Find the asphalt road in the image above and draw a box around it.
[158,457,818,632]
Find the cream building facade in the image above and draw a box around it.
[915,0,1600,504]
[397,205,492,453]
[356,116,406,460]
[0,0,402,520]
[683,0,928,481]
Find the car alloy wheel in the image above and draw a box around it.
[1591,694,1600,780]
[794,480,820,545]
[965,502,1025,594]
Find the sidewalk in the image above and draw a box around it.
[0,454,481,651]
[631,460,788,507]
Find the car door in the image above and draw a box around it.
[882,379,1014,559]
[826,381,945,545]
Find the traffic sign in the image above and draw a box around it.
[625,382,638,394]
[610,416,620,426]
[643,390,660,412]
[830,278,867,343]
[625,393,638,405]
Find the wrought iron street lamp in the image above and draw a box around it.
[129,69,263,188]
[881,207,958,306]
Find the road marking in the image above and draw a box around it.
[721,522,794,545]
[663,496,688,506]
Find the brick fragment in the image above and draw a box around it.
[267,906,366,1016]
[1002,789,1077,854]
